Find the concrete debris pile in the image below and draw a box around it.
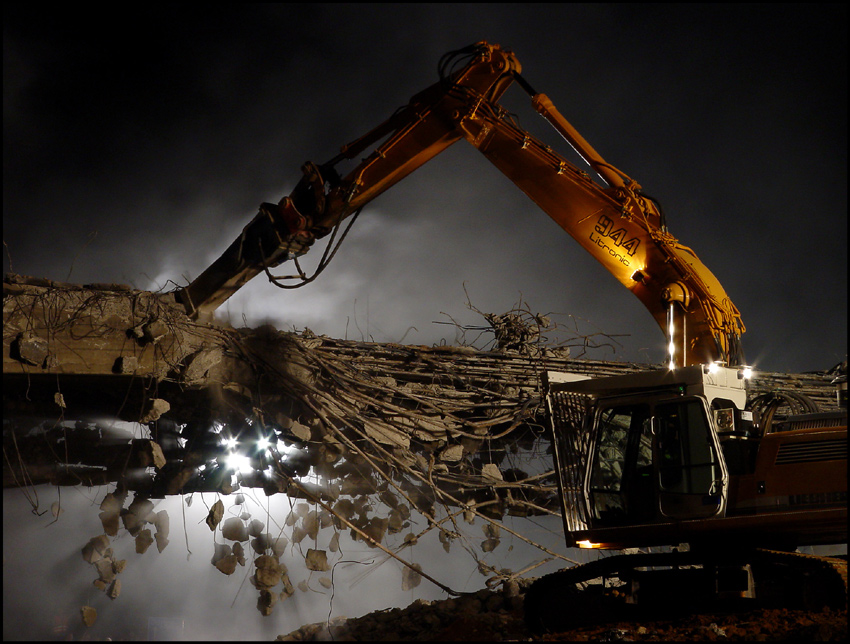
[277,581,530,641]
[277,583,849,642]
[3,275,843,619]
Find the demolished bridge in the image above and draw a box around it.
[4,273,844,608]
[4,273,840,511]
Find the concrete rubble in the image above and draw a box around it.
[4,275,845,619]
[275,580,848,642]
[4,277,839,514]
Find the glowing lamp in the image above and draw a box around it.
[225,452,252,473]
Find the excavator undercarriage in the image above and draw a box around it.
[524,547,847,632]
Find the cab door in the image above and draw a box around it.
[586,396,727,527]
[587,403,654,525]
[654,398,727,519]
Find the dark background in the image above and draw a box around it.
[3,4,847,640]
[5,4,846,373]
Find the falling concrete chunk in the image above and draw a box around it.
[82,535,111,564]
[332,499,355,521]
[257,589,278,616]
[100,492,124,514]
[149,441,166,469]
[140,398,170,423]
[122,497,154,536]
[155,532,169,553]
[402,563,423,591]
[329,531,340,553]
[305,549,330,572]
[318,577,333,589]
[439,530,452,553]
[214,554,238,575]
[107,579,121,600]
[288,420,312,442]
[135,529,154,554]
[388,509,404,534]
[81,606,97,627]
[281,574,295,598]
[361,517,389,548]
[206,500,224,531]
[221,517,249,541]
[481,538,500,552]
[53,392,66,409]
[211,543,232,566]
[112,559,127,574]
[481,463,503,481]
[95,558,116,583]
[482,523,500,539]
[99,511,120,537]
[233,541,246,566]
[270,536,288,559]
[248,519,265,538]
[121,512,144,537]
[252,534,271,554]
[255,554,282,588]
[303,512,319,540]
[154,510,169,539]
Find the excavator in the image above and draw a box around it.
[175,42,847,628]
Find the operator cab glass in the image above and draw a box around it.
[588,404,653,524]
[588,397,724,525]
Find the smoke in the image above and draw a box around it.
[4,5,846,372]
[2,480,577,640]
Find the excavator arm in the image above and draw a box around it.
[178,41,744,368]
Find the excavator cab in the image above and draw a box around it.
[533,366,846,627]
[545,366,746,548]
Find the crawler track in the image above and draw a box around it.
[524,547,848,633]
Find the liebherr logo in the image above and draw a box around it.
[589,214,640,266]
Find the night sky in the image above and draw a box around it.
[3,3,847,640]
[5,4,847,373]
